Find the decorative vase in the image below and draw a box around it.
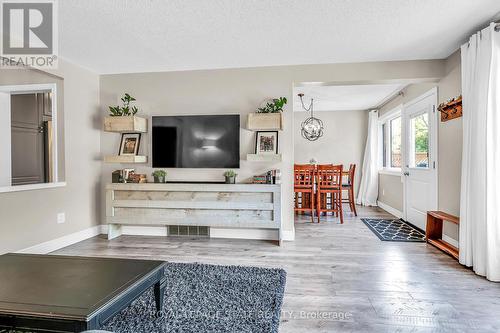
[154,176,165,183]
[225,176,236,184]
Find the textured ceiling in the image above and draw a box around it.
[293,84,405,112]
[59,0,500,74]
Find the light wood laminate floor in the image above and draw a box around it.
[53,206,500,332]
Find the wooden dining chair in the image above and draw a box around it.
[294,164,316,222]
[342,164,357,216]
[316,164,343,224]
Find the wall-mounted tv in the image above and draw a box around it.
[152,115,240,168]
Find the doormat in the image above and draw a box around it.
[361,218,426,242]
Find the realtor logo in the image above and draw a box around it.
[1,0,58,68]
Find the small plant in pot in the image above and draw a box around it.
[108,93,140,116]
[224,170,237,184]
[257,97,287,113]
[152,170,167,183]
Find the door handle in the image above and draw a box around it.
[404,172,410,176]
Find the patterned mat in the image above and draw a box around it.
[361,218,426,242]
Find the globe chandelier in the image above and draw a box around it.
[298,93,324,141]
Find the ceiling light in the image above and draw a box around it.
[298,93,324,141]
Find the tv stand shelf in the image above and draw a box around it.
[106,183,282,245]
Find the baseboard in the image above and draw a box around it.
[17,225,103,254]
[210,227,295,241]
[377,201,403,219]
[210,228,278,240]
[442,234,459,248]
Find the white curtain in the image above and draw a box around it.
[357,110,379,206]
[460,22,500,282]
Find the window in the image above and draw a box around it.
[379,108,402,172]
[409,112,429,168]
[0,83,64,193]
[390,117,402,168]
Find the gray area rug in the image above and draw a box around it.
[101,262,287,333]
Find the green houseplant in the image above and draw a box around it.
[223,170,237,184]
[152,170,167,183]
[257,97,287,113]
[108,93,140,116]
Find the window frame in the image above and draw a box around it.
[0,83,65,193]
[378,106,402,176]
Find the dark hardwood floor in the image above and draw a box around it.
[53,206,500,332]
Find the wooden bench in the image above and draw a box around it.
[426,211,459,259]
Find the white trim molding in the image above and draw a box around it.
[378,169,402,177]
[282,229,295,241]
[210,227,295,241]
[377,201,403,219]
[17,225,103,254]
[0,83,61,191]
[0,182,66,194]
[211,228,278,240]
[100,225,168,237]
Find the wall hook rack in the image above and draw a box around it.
[437,95,462,122]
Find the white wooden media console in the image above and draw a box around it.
[106,183,282,245]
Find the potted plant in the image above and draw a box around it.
[152,170,167,183]
[108,93,139,116]
[224,170,237,184]
[257,97,287,113]
[247,97,287,131]
[104,93,147,132]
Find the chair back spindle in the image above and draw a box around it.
[293,164,316,222]
[294,164,315,188]
[317,164,343,189]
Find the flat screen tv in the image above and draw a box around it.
[152,115,240,168]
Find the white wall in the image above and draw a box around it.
[437,51,462,240]
[0,59,101,254]
[294,110,368,195]
[0,92,11,187]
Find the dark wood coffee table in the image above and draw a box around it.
[0,253,166,332]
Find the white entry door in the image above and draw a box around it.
[403,89,438,230]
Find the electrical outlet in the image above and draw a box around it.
[57,213,66,224]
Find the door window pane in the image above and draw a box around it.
[390,117,401,168]
[410,113,429,168]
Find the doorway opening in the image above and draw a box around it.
[292,82,407,225]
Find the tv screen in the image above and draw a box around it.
[152,115,240,168]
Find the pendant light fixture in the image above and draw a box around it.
[298,93,324,141]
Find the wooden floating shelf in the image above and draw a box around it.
[246,153,282,162]
[247,113,283,131]
[104,116,148,133]
[104,155,148,164]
